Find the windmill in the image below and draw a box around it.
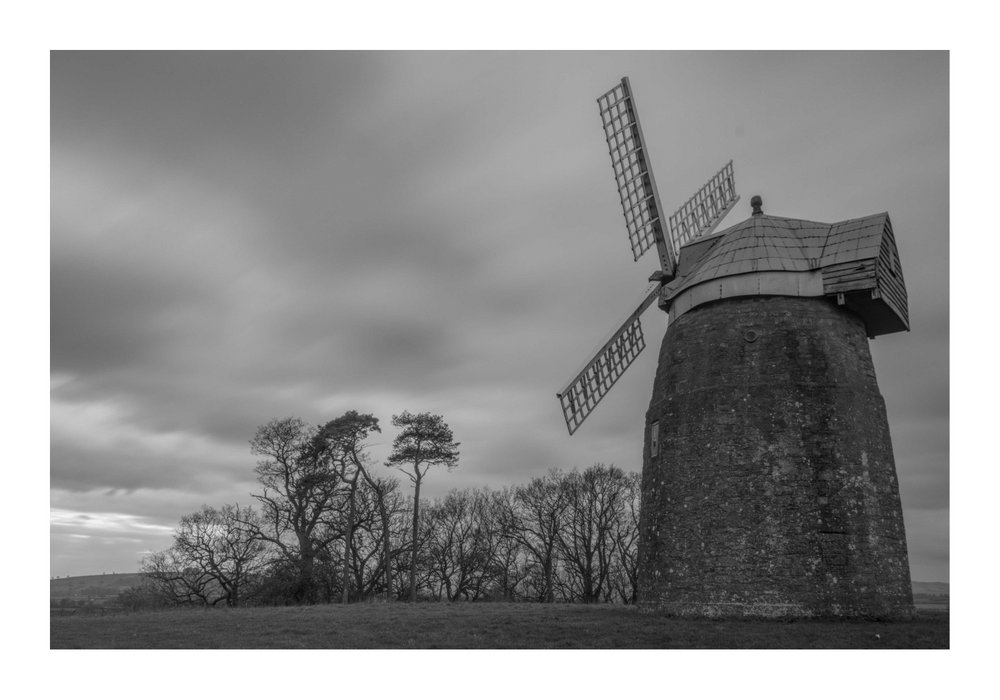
[557,77,914,619]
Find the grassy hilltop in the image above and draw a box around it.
[49,574,948,649]
[51,602,948,649]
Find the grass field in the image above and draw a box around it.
[50,603,948,649]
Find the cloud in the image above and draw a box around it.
[50,392,254,495]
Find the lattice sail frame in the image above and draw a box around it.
[557,283,661,435]
[667,160,740,252]
[597,78,672,272]
[558,79,741,435]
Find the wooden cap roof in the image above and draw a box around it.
[664,211,890,300]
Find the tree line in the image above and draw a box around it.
[126,410,641,609]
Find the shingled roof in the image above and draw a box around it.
[659,208,907,337]
[664,211,890,299]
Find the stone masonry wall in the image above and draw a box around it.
[638,295,913,618]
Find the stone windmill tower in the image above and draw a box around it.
[557,77,913,618]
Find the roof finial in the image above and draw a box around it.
[751,195,763,217]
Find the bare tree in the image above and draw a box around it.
[247,417,346,603]
[611,471,641,604]
[478,488,526,601]
[177,503,267,607]
[422,493,465,601]
[358,472,402,600]
[141,548,219,607]
[423,489,502,601]
[509,469,569,603]
[318,411,381,603]
[385,411,459,602]
[142,503,267,607]
[341,476,403,599]
[556,464,629,603]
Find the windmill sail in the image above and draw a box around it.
[561,78,740,436]
[597,78,673,274]
[557,282,662,434]
[667,161,740,253]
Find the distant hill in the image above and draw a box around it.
[911,581,948,610]
[51,573,146,602]
[911,581,948,596]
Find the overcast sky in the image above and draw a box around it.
[50,51,948,581]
